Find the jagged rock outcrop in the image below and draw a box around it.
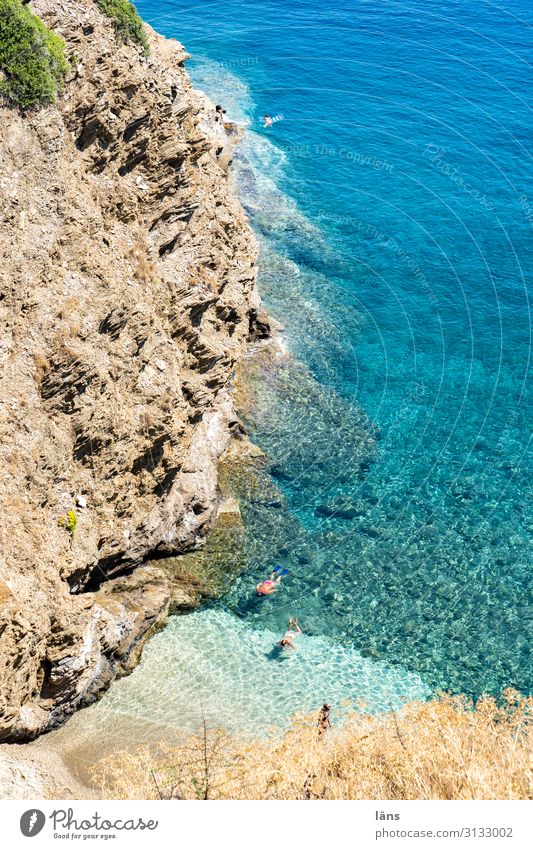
[0,0,268,740]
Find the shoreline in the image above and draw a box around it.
[0,337,290,798]
[0,0,270,746]
[0,0,528,799]
[0,0,280,798]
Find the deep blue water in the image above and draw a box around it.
[129,0,531,719]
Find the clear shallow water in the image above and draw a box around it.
[54,0,532,747]
[50,609,428,773]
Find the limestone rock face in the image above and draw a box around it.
[0,0,267,740]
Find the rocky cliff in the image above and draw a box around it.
[0,0,268,741]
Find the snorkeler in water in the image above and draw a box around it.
[256,565,288,596]
[262,114,284,127]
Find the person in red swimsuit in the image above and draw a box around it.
[256,570,284,596]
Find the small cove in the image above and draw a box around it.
[46,0,531,774]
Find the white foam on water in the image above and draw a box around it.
[187,55,255,127]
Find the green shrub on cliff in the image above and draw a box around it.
[0,0,68,108]
[95,0,150,55]
[58,510,77,537]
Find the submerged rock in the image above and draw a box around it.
[315,497,368,520]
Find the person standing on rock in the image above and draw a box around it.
[318,703,332,735]
[215,104,227,123]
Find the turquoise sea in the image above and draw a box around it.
[53,1,532,748]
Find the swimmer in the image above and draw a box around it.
[263,114,273,127]
[279,617,301,650]
[256,566,287,596]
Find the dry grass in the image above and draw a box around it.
[59,297,80,320]
[33,352,50,385]
[128,244,157,285]
[92,690,532,800]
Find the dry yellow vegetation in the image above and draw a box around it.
[92,690,532,800]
